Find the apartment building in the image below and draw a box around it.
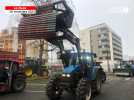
[80,23,122,72]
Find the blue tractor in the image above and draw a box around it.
[46,49,104,100]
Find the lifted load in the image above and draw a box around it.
[18,12,57,40]
[18,0,74,43]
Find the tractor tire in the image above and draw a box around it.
[76,78,92,100]
[11,74,26,92]
[46,74,62,100]
[102,72,106,83]
[93,73,102,94]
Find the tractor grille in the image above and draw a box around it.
[60,77,71,82]
[60,77,72,87]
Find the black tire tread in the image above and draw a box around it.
[11,74,26,92]
[92,72,102,94]
[46,74,61,100]
[76,78,91,100]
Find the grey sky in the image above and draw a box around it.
[0,0,134,56]
[73,0,134,56]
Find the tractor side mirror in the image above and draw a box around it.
[94,54,97,58]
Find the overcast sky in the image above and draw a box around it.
[0,0,134,56]
[73,0,134,57]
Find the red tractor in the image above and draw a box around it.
[0,51,26,93]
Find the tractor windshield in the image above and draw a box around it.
[80,53,92,65]
[62,52,93,67]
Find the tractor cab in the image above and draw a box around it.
[57,49,96,65]
[59,51,97,75]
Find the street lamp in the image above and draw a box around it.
[107,49,110,72]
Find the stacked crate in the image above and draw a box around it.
[18,12,56,40]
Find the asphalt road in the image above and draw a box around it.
[0,76,134,100]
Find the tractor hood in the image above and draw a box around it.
[63,65,80,74]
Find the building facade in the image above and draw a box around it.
[80,23,122,72]
[0,29,13,52]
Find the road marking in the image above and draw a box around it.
[27,83,46,86]
[25,90,45,93]
[124,78,131,81]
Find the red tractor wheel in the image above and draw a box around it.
[11,74,26,92]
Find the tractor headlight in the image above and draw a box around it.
[62,74,66,77]
[62,74,70,77]
[66,74,70,77]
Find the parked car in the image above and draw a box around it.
[113,61,134,77]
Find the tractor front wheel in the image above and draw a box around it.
[76,78,92,100]
[46,75,62,100]
[11,74,26,92]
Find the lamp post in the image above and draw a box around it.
[107,49,110,72]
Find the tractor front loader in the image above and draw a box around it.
[18,0,104,100]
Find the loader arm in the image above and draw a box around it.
[18,0,81,67]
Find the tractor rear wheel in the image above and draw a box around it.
[11,74,26,92]
[101,71,106,83]
[93,73,102,94]
[76,78,92,100]
[46,75,62,100]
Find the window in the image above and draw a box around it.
[99,57,103,60]
[0,44,4,48]
[102,51,107,54]
[98,40,101,45]
[100,27,108,32]
[101,45,105,48]
[99,33,108,38]
[104,45,110,48]
[98,45,102,48]
[102,50,110,54]
[101,39,108,42]
[105,56,111,59]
